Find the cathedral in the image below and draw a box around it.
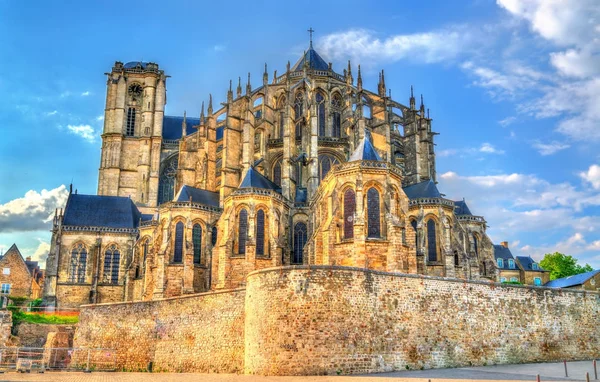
[43,39,497,307]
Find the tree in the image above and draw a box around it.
[539,252,594,280]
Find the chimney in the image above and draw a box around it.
[500,241,509,248]
[26,256,31,261]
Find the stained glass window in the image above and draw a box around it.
[158,157,178,205]
[215,158,222,179]
[256,210,265,256]
[211,226,218,246]
[343,189,355,239]
[174,222,184,263]
[318,154,339,181]
[331,94,342,138]
[316,92,325,136]
[238,209,248,255]
[126,108,136,136]
[427,220,437,262]
[294,93,303,120]
[367,188,381,238]
[411,220,419,250]
[473,234,479,256]
[193,224,202,264]
[142,240,148,275]
[293,222,307,264]
[69,243,87,283]
[103,245,120,284]
[273,160,282,186]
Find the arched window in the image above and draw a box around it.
[411,220,419,251]
[193,224,202,264]
[69,243,87,283]
[426,219,437,262]
[142,240,149,274]
[256,210,265,256]
[295,122,302,140]
[331,94,342,138]
[215,158,222,179]
[103,244,120,284]
[318,154,340,181]
[174,221,184,263]
[158,156,178,205]
[254,131,262,152]
[238,209,248,255]
[277,96,286,139]
[343,189,355,239]
[211,226,218,246]
[367,188,381,238]
[316,92,325,136]
[473,234,479,257]
[454,250,459,266]
[273,160,282,186]
[294,93,303,120]
[126,108,136,136]
[293,222,307,264]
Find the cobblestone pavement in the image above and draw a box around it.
[0,360,595,382]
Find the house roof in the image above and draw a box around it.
[162,115,201,140]
[403,180,441,199]
[545,269,600,288]
[291,46,329,72]
[516,256,547,272]
[349,133,382,162]
[454,200,473,216]
[493,245,518,270]
[238,166,280,191]
[63,194,142,229]
[1,244,34,277]
[174,185,220,207]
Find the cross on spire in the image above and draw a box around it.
[307,27,314,48]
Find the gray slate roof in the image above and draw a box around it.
[402,180,441,199]
[63,194,141,229]
[545,269,600,288]
[516,256,547,272]
[239,167,281,191]
[349,133,382,162]
[454,200,473,216]
[175,185,220,207]
[291,47,329,71]
[162,116,201,140]
[124,61,149,69]
[493,245,518,270]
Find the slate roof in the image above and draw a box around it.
[291,47,329,71]
[162,116,201,140]
[454,200,473,216]
[493,245,518,270]
[124,61,149,69]
[349,133,382,162]
[516,256,547,272]
[63,194,141,229]
[174,185,220,207]
[402,180,441,199]
[545,269,600,288]
[239,166,280,191]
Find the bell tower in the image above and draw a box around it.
[97,61,167,209]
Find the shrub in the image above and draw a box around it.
[8,296,28,306]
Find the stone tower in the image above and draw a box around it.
[402,89,436,186]
[97,61,167,209]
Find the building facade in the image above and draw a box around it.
[0,244,41,299]
[44,43,500,307]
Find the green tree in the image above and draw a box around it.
[539,252,594,280]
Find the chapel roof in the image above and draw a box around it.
[239,166,280,191]
[402,179,441,199]
[174,185,220,207]
[349,133,382,162]
[454,200,473,216]
[545,269,600,288]
[63,194,141,229]
[291,46,329,72]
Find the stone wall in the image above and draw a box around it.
[73,288,245,372]
[244,266,600,375]
[16,323,75,348]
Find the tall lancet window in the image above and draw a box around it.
[238,209,248,255]
[294,92,303,140]
[126,108,136,136]
[316,92,325,136]
[273,160,282,187]
[367,188,381,238]
[193,224,202,264]
[69,243,87,283]
[293,222,307,264]
[473,234,479,257]
[103,244,120,284]
[277,96,286,139]
[331,94,342,138]
[256,210,265,256]
[411,220,419,251]
[343,189,356,239]
[158,156,178,205]
[174,222,184,263]
[426,219,437,262]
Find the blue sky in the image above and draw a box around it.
[0,0,599,268]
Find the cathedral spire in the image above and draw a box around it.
[227,80,233,103]
[200,101,205,125]
[357,65,363,90]
[346,60,353,85]
[409,86,416,110]
[378,70,386,97]
[237,77,242,98]
[182,111,187,136]
[286,60,291,73]
[263,63,268,85]
[208,94,213,116]
[246,72,251,95]
[420,94,425,114]
[308,27,314,49]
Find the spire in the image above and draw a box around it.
[263,63,268,85]
[246,72,251,95]
[427,108,430,119]
[410,86,416,110]
[286,60,291,73]
[420,94,425,114]
[207,94,213,116]
[346,60,353,85]
[227,80,233,103]
[357,65,363,90]
[379,70,386,97]
[200,102,205,125]
[272,70,277,84]
[307,27,314,49]
[182,111,187,136]
[236,77,242,98]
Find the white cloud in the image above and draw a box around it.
[81,91,90,96]
[96,115,104,121]
[579,164,600,190]
[498,116,516,127]
[45,110,58,116]
[67,124,95,142]
[531,141,570,155]
[437,149,457,158]
[59,91,71,98]
[0,185,69,233]
[479,143,505,154]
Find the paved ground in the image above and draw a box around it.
[0,360,596,382]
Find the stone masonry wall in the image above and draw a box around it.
[244,266,600,375]
[73,288,245,372]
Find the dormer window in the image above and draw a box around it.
[532,263,539,270]
[508,259,515,269]
[497,258,504,268]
